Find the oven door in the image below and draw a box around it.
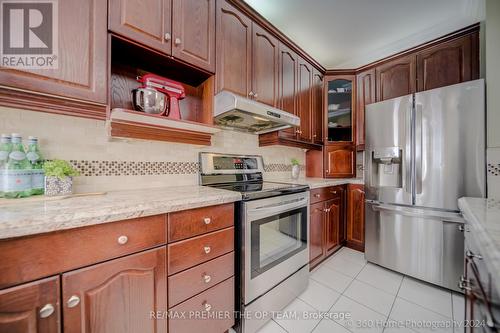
[243,191,309,304]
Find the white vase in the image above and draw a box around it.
[291,165,300,180]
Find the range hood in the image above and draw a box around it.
[214,91,300,134]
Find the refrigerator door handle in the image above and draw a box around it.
[370,203,465,223]
[415,104,423,195]
[404,103,413,195]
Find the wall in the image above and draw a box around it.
[486,0,500,198]
[0,107,306,193]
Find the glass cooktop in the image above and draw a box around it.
[208,181,309,200]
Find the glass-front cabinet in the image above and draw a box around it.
[326,75,355,142]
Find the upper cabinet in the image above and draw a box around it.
[416,32,479,92]
[375,54,416,101]
[277,43,300,139]
[356,69,375,150]
[0,0,108,114]
[312,69,324,145]
[109,0,215,73]
[216,0,252,97]
[297,57,313,142]
[172,0,216,72]
[325,75,355,143]
[251,23,279,107]
[109,0,172,54]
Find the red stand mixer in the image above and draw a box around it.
[132,73,185,119]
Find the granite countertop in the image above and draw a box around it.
[0,186,241,240]
[458,197,500,281]
[269,177,364,189]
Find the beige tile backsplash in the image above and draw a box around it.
[0,107,306,192]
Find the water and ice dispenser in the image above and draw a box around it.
[369,147,403,188]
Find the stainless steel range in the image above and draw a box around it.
[200,153,310,333]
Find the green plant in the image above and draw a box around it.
[291,158,300,166]
[43,159,80,179]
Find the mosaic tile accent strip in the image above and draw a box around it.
[68,160,304,177]
[488,163,500,176]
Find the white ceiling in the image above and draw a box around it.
[244,0,485,69]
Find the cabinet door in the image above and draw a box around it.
[0,276,60,333]
[356,69,375,150]
[312,69,324,144]
[109,0,172,54]
[309,202,325,269]
[251,23,279,107]
[62,247,167,333]
[216,0,252,97]
[172,0,215,72]
[347,184,365,251]
[376,55,416,101]
[0,0,107,105]
[297,58,313,142]
[416,33,478,92]
[325,75,355,143]
[325,197,342,255]
[278,42,299,139]
[324,143,355,178]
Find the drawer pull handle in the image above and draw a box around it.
[204,217,211,225]
[331,190,337,194]
[204,246,211,254]
[203,302,212,311]
[314,194,321,198]
[67,295,80,308]
[466,250,482,260]
[117,235,128,245]
[203,274,212,283]
[39,303,55,318]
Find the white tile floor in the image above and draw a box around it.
[256,247,465,333]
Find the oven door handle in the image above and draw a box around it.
[247,197,308,217]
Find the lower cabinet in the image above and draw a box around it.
[62,247,167,333]
[0,276,61,333]
[309,186,345,269]
[346,184,365,251]
[324,143,356,178]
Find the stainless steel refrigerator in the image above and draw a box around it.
[364,79,485,291]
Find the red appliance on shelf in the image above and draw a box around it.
[132,73,186,119]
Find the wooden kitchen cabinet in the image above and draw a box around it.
[0,0,107,115]
[277,42,300,140]
[346,184,365,251]
[416,32,479,92]
[312,69,324,145]
[309,186,345,269]
[62,247,167,333]
[172,0,216,72]
[376,54,416,101]
[297,57,313,142]
[0,276,60,333]
[324,143,356,178]
[216,0,252,96]
[356,69,375,150]
[109,0,172,54]
[251,23,279,107]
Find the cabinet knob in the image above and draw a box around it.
[295,129,302,134]
[164,32,171,41]
[323,208,331,213]
[67,295,80,308]
[313,134,317,138]
[331,190,337,194]
[314,193,321,198]
[253,93,258,98]
[248,91,254,97]
[117,235,128,245]
[458,280,471,291]
[203,302,212,312]
[458,225,465,232]
[325,170,330,173]
[203,246,211,254]
[174,37,182,46]
[203,217,211,225]
[39,303,55,318]
[203,274,212,283]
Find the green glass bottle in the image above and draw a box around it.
[27,136,44,195]
[0,134,12,198]
[4,133,32,198]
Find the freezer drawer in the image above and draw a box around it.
[365,202,464,291]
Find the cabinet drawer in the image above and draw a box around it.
[0,214,166,288]
[310,186,343,204]
[168,203,234,242]
[168,277,235,333]
[168,252,234,307]
[168,227,234,275]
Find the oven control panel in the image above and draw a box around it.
[213,156,259,170]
